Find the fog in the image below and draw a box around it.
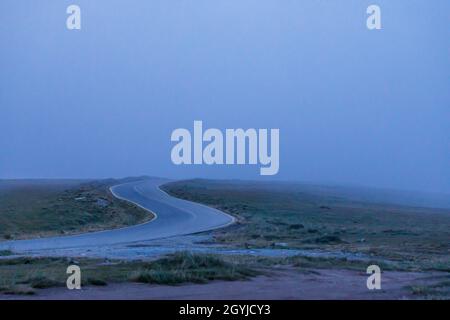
[1,0,449,194]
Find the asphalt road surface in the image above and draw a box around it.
[0,179,235,252]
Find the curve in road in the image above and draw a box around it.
[0,179,235,252]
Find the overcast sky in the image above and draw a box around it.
[1,0,449,193]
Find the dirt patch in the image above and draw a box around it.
[2,267,445,300]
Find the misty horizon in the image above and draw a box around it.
[1,1,449,194]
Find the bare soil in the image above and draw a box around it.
[2,267,444,300]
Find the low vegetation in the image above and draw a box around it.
[0,178,153,240]
[408,274,450,300]
[0,250,13,257]
[1,178,448,299]
[161,179,450,271]
[130,251,257,285]
[0,252,258,295]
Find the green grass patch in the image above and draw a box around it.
[0,178,153,240]
[87,278,108,286]
[161,179,450,271]
[26,276,63,289]
[0,250,13,256]
[407,274,450,299]
[0,252,259,294]
[130,251,258,285]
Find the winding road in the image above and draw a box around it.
[0,179,235,252]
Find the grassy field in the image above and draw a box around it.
[1,252,448,299]
[161,179,450,272]
[0,178,153,240]
[0,252,258,295]
[1,178,448,299]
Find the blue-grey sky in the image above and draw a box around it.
[1,0,449,193]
